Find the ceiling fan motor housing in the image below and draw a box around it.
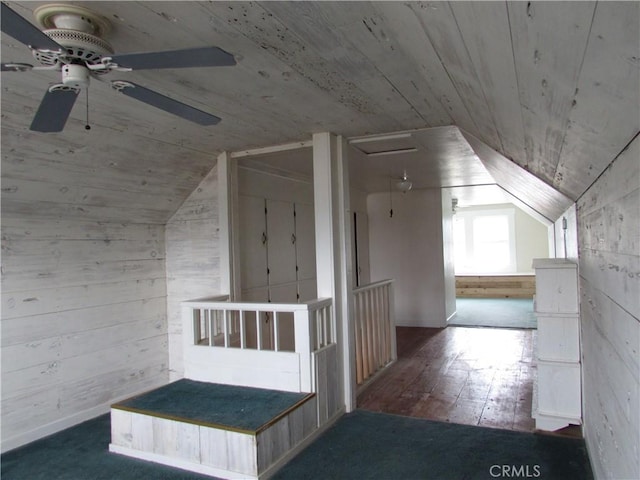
[32,4,114,69]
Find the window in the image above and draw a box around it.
[453,208,516,274]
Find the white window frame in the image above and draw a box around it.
[454,207,517,275]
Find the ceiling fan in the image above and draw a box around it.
[0,2,236,132]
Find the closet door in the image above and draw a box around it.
[266,199,297,290]
[239,195,268,291]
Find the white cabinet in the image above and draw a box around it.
[532,258,582,431]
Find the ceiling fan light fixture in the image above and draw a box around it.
[61,64,90,88]
[397,179,413,193]
[396,171,412,193]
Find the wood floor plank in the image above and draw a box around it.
[358,326,539,433]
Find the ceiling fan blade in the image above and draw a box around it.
[109,46,236,70]
[113,81,221,125]
[1,2,63,51]
[30,88,79,132]
[1,62,33,72]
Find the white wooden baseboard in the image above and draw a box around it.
[1,378,169,454]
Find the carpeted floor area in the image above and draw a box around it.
[450,298,537,329]
[1,409,592,480]
[1,414,212,480]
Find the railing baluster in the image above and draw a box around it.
[355,292,363,384]
[223,309,229,348]
[322,306,328,348]
[208,310,214,346]
[374,288,381,369]
[240,310,246,349]
[273,311,280,352]
[256,310,263,351]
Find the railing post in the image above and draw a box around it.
[295,308,313,392]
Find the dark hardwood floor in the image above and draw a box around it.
[357,326,537,432]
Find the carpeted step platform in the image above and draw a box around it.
[109,379,317,479]
[112,379,312,433]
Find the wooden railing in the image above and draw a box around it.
[353,279,397,388]
[181,296,334,393]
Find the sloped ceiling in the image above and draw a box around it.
[2,1,638,224]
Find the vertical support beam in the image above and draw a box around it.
[217,151,241,299]
[313,132,356,412]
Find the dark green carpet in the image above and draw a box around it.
[274,410,592,480]
[113,379,309,432]
[450,298,537,329]
[2,409,592,480]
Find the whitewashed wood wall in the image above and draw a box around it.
[367,189,448,328]
[1,217,169,452]
[551,204,579,261]
[165,164,221,381]
[577,135,639,480]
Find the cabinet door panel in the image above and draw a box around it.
[298,278,318,303]
[267,199,297,286]
[239,195,268,290]
[295,202,317,281]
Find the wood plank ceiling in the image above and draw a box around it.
[1,1,638,223]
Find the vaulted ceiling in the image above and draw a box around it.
[2,1,638,224]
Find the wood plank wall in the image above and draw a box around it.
[165,163,222,380]
[577,135,639,480]
[455,275,535,298]
[1,217,169,452]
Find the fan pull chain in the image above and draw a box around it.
[85,88,91,130]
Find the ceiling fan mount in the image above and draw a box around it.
[32,4,114,70]
[1,1,236,132]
